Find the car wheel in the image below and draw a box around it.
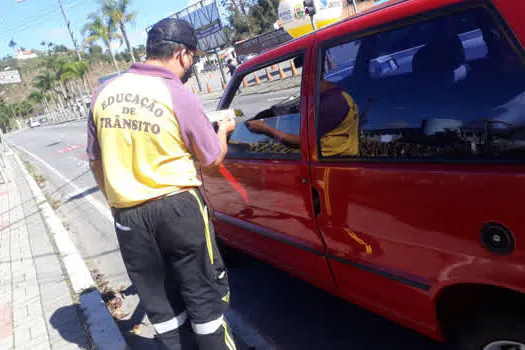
[452,309,525,350]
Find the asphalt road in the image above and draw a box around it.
[5,91,445,350]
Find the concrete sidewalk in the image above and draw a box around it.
[0,150,91,350]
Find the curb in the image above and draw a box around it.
[8,146,128,350]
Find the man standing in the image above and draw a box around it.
[86,18,237,350]
[226,59,236,77]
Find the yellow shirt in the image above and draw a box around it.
[320,91,360,157]
[86,64,221,208]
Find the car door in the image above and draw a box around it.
[201,47,335,291]
[309,0,525,331]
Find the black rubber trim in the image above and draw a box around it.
[212,212,431,290]
[213,211,323,256]
[327,255,431,291]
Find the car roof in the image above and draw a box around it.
[236,0,471,73]
[236,0,406,72]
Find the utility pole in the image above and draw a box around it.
[304,0,317,30]
[350,0,358,14]
[215,49,228,89]
[56,0,82,61]
[56,0,94,92]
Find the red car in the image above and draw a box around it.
[201,0,525,348]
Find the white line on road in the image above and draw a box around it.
[13,145,279,350]
[12,144,114,223]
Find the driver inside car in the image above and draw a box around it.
[245,55,360,157]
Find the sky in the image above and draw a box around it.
[0,0,199,58]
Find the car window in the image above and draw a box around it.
[324,41,362,83]
[224,55,303,158]
[316,6,525,161]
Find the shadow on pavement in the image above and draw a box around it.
[65,186,100,203]
[114,285,161,350]
[50,305,91,349]
[226,253,445,350]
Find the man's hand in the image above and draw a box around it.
[218,117,236,134]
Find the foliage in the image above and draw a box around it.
[0,104,13,132]
[99,0,137,63]
[1,0,140,129]
[53,44,69,53]
[60,60,90,82]
[33,71,55,93]
[221,0,280,43]
[82,12,122,70]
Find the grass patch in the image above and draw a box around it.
[23,159,46,187]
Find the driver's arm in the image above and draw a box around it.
[246,120,301,148]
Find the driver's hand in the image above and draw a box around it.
[246,120,269,134]
[218,117,236,134]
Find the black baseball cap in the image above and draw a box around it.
[147,18,205,56]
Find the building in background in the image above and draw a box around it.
[14,48,38,60]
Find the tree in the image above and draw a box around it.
[89,44,104,55]
[28,91,49,116]
[60,60,89,82]
[60,60,90,116]
[8,39,17,49]
[99,0,137,63]
[53,44,69,53]
[11,101,33,119]
[0,103,13,132]
[34,71,55,93]
[82,12,122,71]
[220,0,280,43]
[249,0,279,34]
[47,42,54,54]
[134,44,145,61]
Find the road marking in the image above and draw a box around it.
[57,144,83,153]
[14,145,279,350]
[12,144,114,223]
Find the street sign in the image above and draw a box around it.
[146,0,227,53]
[0,70,22,85]
[173,0,227,52]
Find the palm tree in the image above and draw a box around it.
[40,41,49,56]
[82,12,122,71]
[8,39,17,49]
[60,60,91,116]
[99,0,137,63]
[61,60,90,92]
[47,42,54,55]
[34,71,55,93]
[28,91,52,118]
[34,71,61,121]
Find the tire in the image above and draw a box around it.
[451,309,525,350]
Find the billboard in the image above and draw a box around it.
[147,0,227,53]
[0,70,22,85]
[234,29,293,57]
